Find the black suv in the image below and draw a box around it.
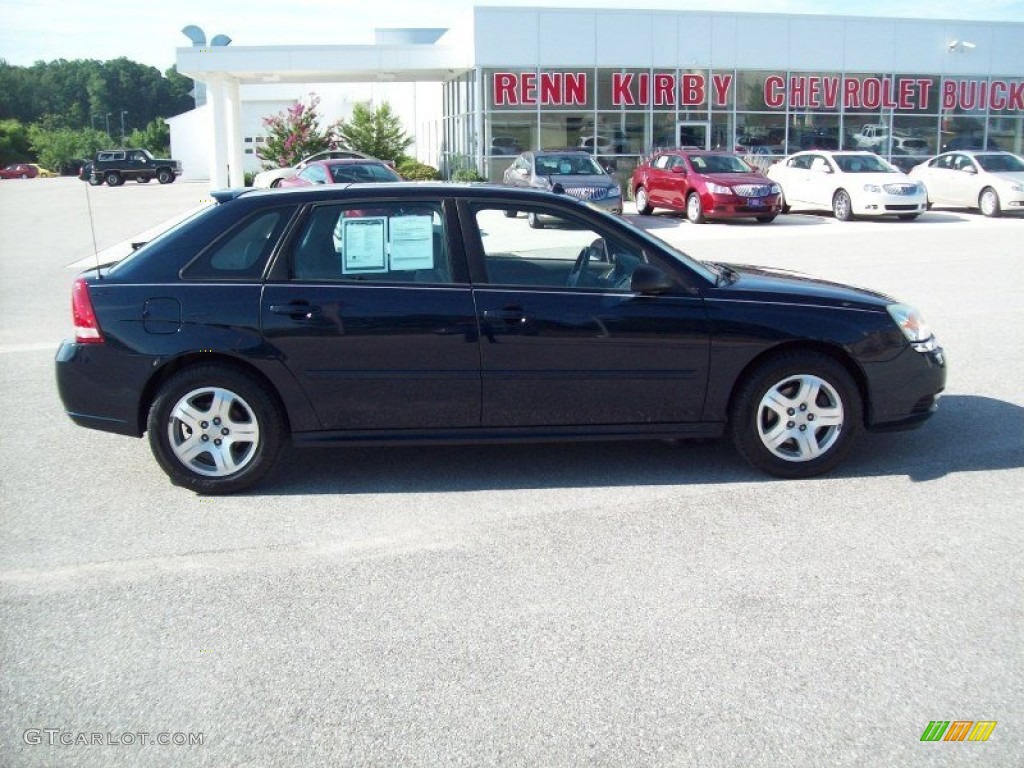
[56,184,945,493]
[84,149,182,186]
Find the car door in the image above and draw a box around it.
[806,155,836,208]
[461,201,711,428]
[643,154,672,206]
[947,154,980,207]
[261,196,481,431]
[775,155,813,206]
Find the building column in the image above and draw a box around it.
[224,77,245,187]
[207,75,229,188]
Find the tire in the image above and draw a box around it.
[88,176,103,186]
[270,178,283,189]
[979,187,1001,218]
[503,209,518,218]
[634,186,653,215]
[897,213,919,221]
[756,215,776,224]
[157,168,174,184]
[686,192,705,224]
[780,192,790,214]
[832,189,854,221]
[137,176,151,183]
[147,365,285,494]
[527,212,544,229]
[19,173,28,179]
[729,351,862,478]
[104,171,123,187]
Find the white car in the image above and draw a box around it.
[767,151,927,221]
[909,151,1024,217]
[252,149,377,188]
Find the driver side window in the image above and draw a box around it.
[472,205,646,291]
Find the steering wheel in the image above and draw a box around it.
[566,245,592,287]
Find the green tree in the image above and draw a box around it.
[28,125,108,173]
[256,94,331,168]
[125,118,171,155]
[0,118,31,164]
[334,102,413,163]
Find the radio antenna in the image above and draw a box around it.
[83,174,103,281]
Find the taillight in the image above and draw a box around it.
[72,278,104,344]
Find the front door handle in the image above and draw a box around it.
[269,301,322,320]
[483,308,527,323]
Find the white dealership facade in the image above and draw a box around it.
[173,6,1024,186]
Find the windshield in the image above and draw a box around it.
[833,155,895,173]
[535,154,604,176]
[689,154,754,173]
[976,153,1024,173]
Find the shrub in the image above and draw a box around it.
[452,168,486,182]
[397,160,440,180]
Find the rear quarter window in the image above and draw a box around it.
[181,208,294,281]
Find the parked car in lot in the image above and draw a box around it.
[1,163,56,179]
[502,150,622,225]
[253,149,380,188]
[909,151,1024,217]
[276,159,402,187]
[56,183,946,493]
[84,149,182,186]
[767,151,927,221]
[631,150,782,223]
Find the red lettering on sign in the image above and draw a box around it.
[654,73,674,106]
[764,75,785,108]
[1007,81,1024,110]
[916,79,933,110]
[564,72,587,105]
[898,79,915,110]
[520,72,537,105]
[494,72,517,106]
[612,73,635,106]
[789,76,807,108]
[861,78,882,109]
[844,78,861,109]
[637,72,650,106]
[540,73,562,105]
[822,77,839,109]
[680,74,705,106]
[942,80,957,110]
[712,73,733,107]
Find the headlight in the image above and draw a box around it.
[769,183,781,194]
[888,303,937,352]
[863,184,882,193]
[1009,183,1024,192]
[606,186,622,198]
[707,182,732,195]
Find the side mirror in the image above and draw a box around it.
[961,166,977,175]
[630,264,675,294]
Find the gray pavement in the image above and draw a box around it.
[1,177,1021,767]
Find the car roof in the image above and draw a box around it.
[309,158,390,167]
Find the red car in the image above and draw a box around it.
[631,150,782,224]
[278,159,402,187]
[1,163,55,179]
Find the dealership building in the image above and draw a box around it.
[174,6,1024,187]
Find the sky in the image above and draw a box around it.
[1,0,1023,71]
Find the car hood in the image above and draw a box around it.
[986,171,1024,185]
[718,263,894,309]
[843,172,917,185]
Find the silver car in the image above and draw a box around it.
[910,151,1024,217]
[502,150,623,226]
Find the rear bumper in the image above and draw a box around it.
[55,340,151,437]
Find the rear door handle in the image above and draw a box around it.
[270,302,322,320]
[483,308,527,323]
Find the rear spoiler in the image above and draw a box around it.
[211,188,251,204]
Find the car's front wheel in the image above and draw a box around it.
[832,189,854,221]
[157,169,174,184]
[979,187,1001,217]
[686,192,705,224]
[729,351,862,478]
[756,215,776,224]
[634,186,653,215]
[148,365,285,494]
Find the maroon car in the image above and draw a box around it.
[278,159,402,187]
[631,150,782,224]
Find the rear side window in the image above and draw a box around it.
[181,208,293,280]
[290,202,452,284]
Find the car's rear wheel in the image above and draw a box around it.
[634,186,653,215]
[729,351,862,478]
[756,215,776,224]
[148,365,284,494]
[19,173,28,179]
[88,176,103,186]
[270,178,283,189]
[832,189,854,221]
[686,192,705,224]
[979,187,1001,217]
[104,171,123,187]
[527,212,544,229]
[157,169,174,184]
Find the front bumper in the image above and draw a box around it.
[864,343,947,431]
[704,193,783,219]
[854,191,928,217]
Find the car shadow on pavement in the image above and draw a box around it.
[255,394,1021,495]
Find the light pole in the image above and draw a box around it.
[105,112,112,138]
[120,110,128,142]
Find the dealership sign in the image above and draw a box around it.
[492,72,1024,111]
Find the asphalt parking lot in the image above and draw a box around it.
[1,178,1022,767]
